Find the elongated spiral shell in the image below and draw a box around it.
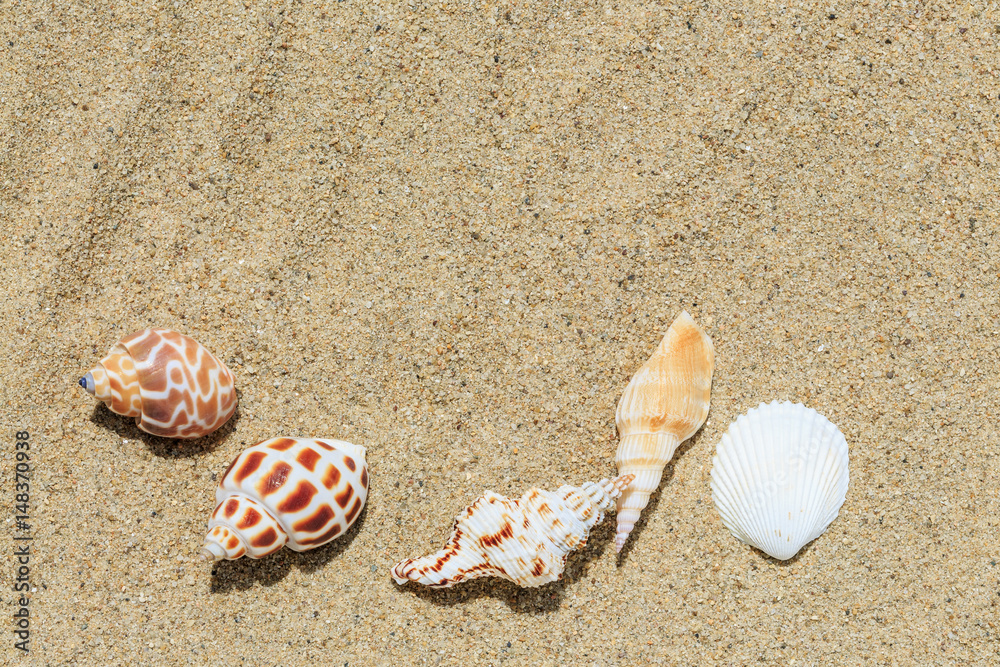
[391,474,633,588]
[614,311,714,552]
[79,328,237,439]
[199,437,369,562]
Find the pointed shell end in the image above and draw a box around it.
[614,512,638,554]
[197,547,222,563]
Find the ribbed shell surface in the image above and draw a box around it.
[212,437,368,556]
[614,311,714,443]
[710,401,849,560]
[392,475,632,588]
[613,311,714,552]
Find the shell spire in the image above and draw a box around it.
[614,311,714,552]
[392,474,633,588]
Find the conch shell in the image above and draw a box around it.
[614,311,714,552]
[392,475,633,588]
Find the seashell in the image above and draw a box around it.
[79,328,237,439]
[199,437,369,562]
[710,401,849,560]
[614,311,714,552]
[392,474,634,588]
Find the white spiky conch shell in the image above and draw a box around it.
[613,311,714,552]
[710,401,849,560]
[199,437,369,562]
[391,475,634,588]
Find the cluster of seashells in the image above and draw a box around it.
[80,329,369,561]
[390,311,848,588]
[79,313,849,585]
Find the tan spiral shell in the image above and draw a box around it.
[199,437,369,562]
[392,475,633,588]
[614,311,714,552]
[79,328,237,439]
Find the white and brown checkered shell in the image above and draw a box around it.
[391,474,633,588]
[79,328,237,439]
[199,437,368,561]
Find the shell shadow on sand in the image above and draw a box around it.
[392,509,618,615]
[614,430,702,564]
[86,388,242,457]
[207,502,368,594]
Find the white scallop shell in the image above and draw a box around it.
[710,401,849,560]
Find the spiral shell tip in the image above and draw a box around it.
[197,547,222,563]
[78,372,94,395]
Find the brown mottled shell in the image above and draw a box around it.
[81,328,237,439]
[391,475,633,588]
[199,438,369,561]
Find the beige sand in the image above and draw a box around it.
[1,0,998,664]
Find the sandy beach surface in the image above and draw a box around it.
[1,0,999,664]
